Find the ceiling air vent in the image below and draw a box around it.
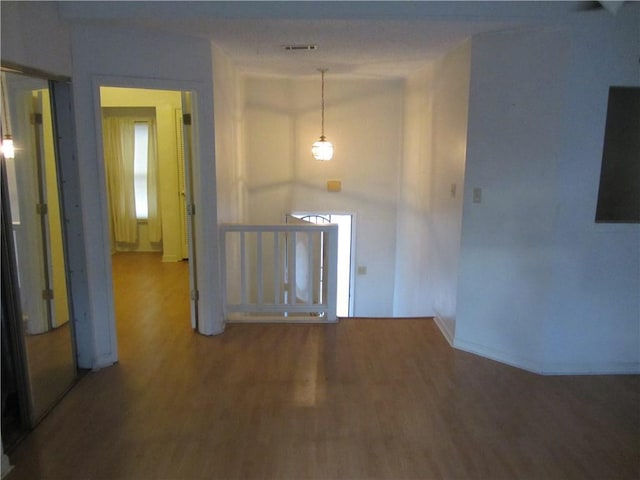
[283,44,318,51]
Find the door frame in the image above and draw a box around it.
[290,211,356,317]
[94,77,201,331]
[84,74,223,367]
[180,91,199,330]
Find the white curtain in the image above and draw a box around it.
[147,120,162,243]
[103,116,137,243]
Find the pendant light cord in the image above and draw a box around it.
[320,68,326,138]
[311,68,333,160]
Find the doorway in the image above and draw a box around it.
[290,213,354,317]
[99,86,198,331]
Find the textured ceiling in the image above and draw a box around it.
[166,18,511,78]
[57,1,615,78]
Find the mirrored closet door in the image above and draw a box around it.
[1,68,77,439]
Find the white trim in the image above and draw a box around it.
[226,304,329,314]
[206,323,226,336]
[290,211,356,317]
[220,223,339,322]
[540,362,640,376]
[348,213,356,317]
[1,455,12,479]
[1,431,12,480]
[453,337,543,374]
[91,354,116,371]
[433,311,455,346]
[81,73,223,367]
[227,314,338,324]
[454,337,640,376]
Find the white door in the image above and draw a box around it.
[285,215,323,305]
[175,108,190,260]
[290,213,353,317]
[181,92,199,330]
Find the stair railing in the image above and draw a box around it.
[219,223,338,322]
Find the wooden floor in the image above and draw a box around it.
[6,252,639,479]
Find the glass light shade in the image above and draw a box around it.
[1,138,14,159]
[311,137,334,161]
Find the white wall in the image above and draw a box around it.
[244,77,296,225]
[70,24,223,367]
[0,2,94,368]
[244,75,404,316]
[212,45,246,309]
[212,45,247,224]
[0,2,72,77]
[544,12,640,373]
[428,43,471,340]
[456,27,569,372]
[456,15,639,374]
[394,66,434,318]
[395,41,471,333]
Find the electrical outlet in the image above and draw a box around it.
[357,266,367,275]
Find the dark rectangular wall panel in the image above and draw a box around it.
[595,86,640,223]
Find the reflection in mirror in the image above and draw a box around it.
[1,69,76,430]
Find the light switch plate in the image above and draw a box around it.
[327,180,342,192]
[473,187,482,203]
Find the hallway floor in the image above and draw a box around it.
[5,253,639,479]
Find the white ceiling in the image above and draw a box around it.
[158,18,512,78]
[57,1,609,78]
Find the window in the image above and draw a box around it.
[133,122,149,219]
[101,110,160,244]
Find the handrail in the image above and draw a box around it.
[220,223,338,323]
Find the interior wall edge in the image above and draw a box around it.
[433,311,455,347]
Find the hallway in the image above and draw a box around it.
[5,253,639,479]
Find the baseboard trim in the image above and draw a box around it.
[226,315,339,324]
[452,338,640,375]
[433,312,455,347]
[91,352,117,371]
[453,337,542,374]
[540,362,640,376]
[1,453,13,479]
[162,254,180,263]
[198,323,226,336]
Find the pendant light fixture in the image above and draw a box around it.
[311,68,334,161]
